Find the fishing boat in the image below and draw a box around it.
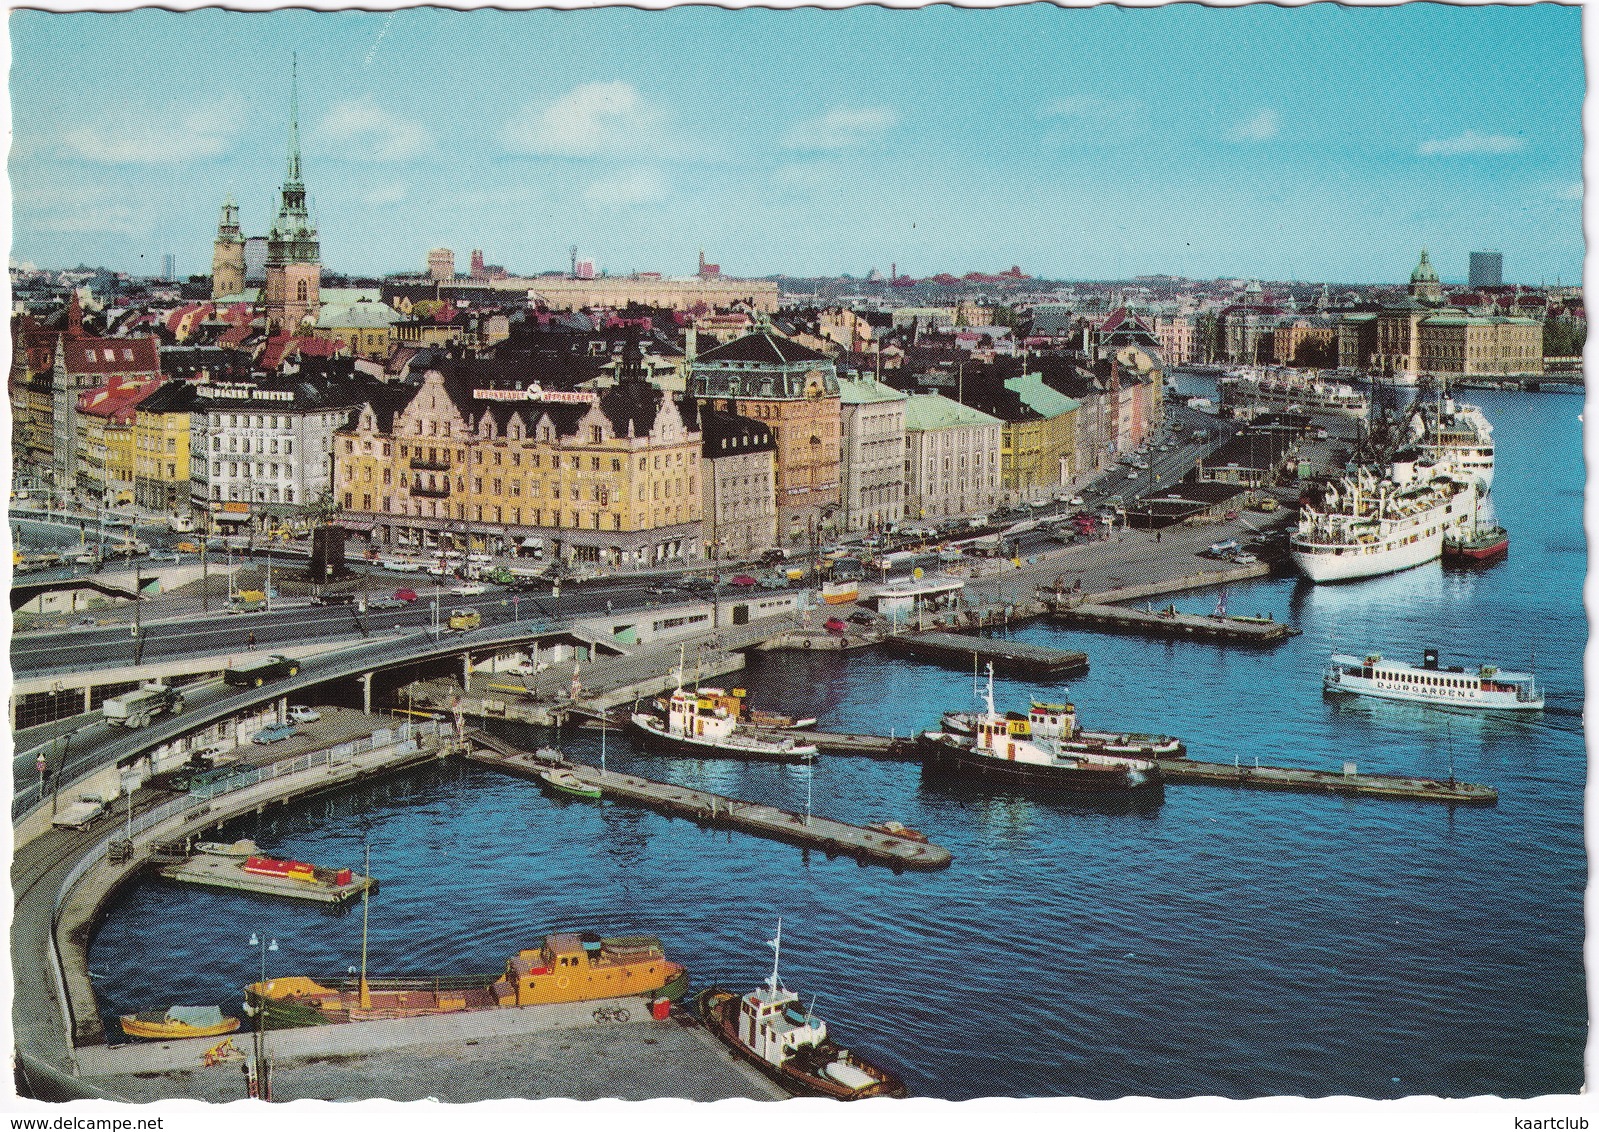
[919,666,1162,793]
[537,768,601,800]
[1289,458,1475,583]
[1323,648,1543,710]
[246,931,689,1028]
[1443,523,1509,561]
[632,683,818,764]
[696,922,907,1101]
[120,1005,241,1040]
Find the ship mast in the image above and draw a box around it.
[766,918,783,995]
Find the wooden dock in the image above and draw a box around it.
[1156,758,1497,805]
[1047,601,1298,645]
[466,732,951,871]
[154,852,377,904]
[882,632,1088,678]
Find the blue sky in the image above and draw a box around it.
[8,4,1585,285]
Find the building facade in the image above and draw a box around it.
[700,408,778,559]
[133,381,196,515]
[1469,251,1503,289]
[336,369,704,566]
[901,393,1003,520]
[691,330,842,544]
[999,373,1079,502]
[427,248,455,281]
[837,376,906,532]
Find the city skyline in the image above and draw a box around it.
[9,4,1585,286]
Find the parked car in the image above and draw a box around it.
[847,610,880,626]
[253,722,298,745]
[451,583,486,596]
[311,592,356,606]
[368,597,404,610]
[394,588,419,603]
[1232,552,1260,566]
[286,705,321,723]
[729,574,758,588]
[823,617,848,634]
[448,609,482,631]
[176,541,201,553]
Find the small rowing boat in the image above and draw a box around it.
[120,1005,241,1040]
[537,768,601,800]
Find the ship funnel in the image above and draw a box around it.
[1423,648,1440,670]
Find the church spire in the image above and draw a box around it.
[286,52,302,187]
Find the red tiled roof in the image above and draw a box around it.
[61,336,160,375]
[296,337,343,358]
[78,377,163,423]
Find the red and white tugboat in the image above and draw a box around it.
[696,920,907,1100]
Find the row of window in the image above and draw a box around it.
[215,435,292,455]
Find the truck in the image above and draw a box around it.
[447,608,482,631]
[52,795,109,832]
[223,654,301,688]
[101,682,185,728]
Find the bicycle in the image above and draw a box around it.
[592,1005,631,1023]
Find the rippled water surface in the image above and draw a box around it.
[90,389,1586,1099]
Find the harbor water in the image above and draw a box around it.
[88,389,1586,1100]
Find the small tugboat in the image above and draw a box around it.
[120,1005,241,1040]
[696,921,907,1100]
[1323,648,1543,710]
[537,767,601,800]
[632,681,818,764]
[247,931,688,1028]
[939,695,1184,759]
[920,666,1162,793]
[1443,521,1510,561]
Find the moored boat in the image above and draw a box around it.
[1410,389,1494,494]
[1289,459,1475,583]
[537,768,601,800]
[246,931,688,1028]
[631,684,818,764]
[865,820,927,843]
[120,1005,241,1040]
[920,666,1162,794]
[1443,516,1509,561]
[939,698,1184,759]
[1323,648,1542,710]
[696,922,907,1101]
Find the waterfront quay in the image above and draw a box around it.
[1045,599,1298,644]
[1156,758,1496,805]
[882,631,1088,677]
[467,732,952,871]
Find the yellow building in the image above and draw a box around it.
[133,382,196,515]
[998,373,1079,502]
[313,298,401,360]
[336,365,704,567]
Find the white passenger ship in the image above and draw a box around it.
[1218,367,1370,419]
[1409,392,1494,494]
[1289,458,1475,583]
[1323,649,1543,710]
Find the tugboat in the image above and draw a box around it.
[247,931,688,1028]
[631,674,818,764]
[696,921,907,1100]
[940,697,1184,759]
[1442,522,1509,561]
[919,665,1162,794]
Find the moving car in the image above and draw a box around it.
[447,609,482,631]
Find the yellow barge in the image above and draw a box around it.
[247,931,687,1027]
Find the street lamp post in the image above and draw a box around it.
[245,932,278,1100]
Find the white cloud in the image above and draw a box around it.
[317,100,433,162]
[1227,109,1280,142]
[584,168,670,207]
[58,103,242,164]
[1419,130,1526,156]
[363,184,409,206]
[501,82,666,157]
[783,106,898,151]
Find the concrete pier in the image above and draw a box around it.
[467,732,952,871]
[1157,758,1497,804]
[1046,600,1298,644]
[154,851,375,905]
[882,631,1088,677]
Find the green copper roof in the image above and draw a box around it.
[1004,372,1079,418]
[1411,248,1439,284]
[903,392,1003,432]
[315,298,401,329]
[837,376,908,405]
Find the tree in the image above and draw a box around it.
[1543,317,1585,357]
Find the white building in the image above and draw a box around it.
[902,392,1003,520]
[837,376,906,533]
[190,378,359,534]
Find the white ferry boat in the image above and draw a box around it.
[1409,392,1494,493]
[1218,367,1370,420]
[1289,459,1475,583]
[1323,649,1543,710]
[630,684,818,763]
[939,698,1184,759]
